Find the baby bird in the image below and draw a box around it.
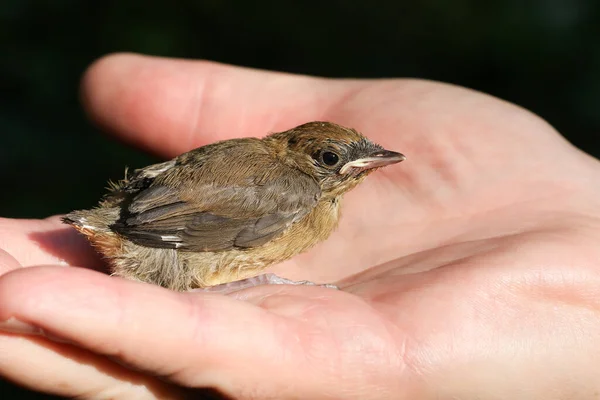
[63,121,405,292]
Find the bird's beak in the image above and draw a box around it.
[339,150,406,174]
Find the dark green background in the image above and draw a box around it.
[1,0,599,398]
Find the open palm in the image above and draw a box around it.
[1,54,600,399]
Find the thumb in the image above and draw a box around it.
[81,53,349,157]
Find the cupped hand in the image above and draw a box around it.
[1,53,600,399]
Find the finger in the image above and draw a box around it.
[0,333,185,399]
[0,266,406,399]
[0,249,20,276]
[81,53,352,157]
[0,216,104,270]
[81,53,564,163]
[0,266,300,397]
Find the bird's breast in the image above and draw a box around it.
[260,198,342,260]
[183,199,343,287]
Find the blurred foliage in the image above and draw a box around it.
[0,0,599,397]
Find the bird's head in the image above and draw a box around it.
[267,121,405,198]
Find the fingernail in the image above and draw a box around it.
[0,317,43,335]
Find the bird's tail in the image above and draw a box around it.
[62,208,118,234]
[62,208,123,259]
[62,210,90,228]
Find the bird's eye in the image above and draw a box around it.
[321,151,340,166]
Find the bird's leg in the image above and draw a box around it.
[190,273,339,294]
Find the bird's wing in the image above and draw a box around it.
[111,139,321,251]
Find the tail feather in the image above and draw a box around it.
[62,208,123,258]
[62,208,119,233]
[62,210,91,228]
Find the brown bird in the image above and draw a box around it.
[63,121,405,292]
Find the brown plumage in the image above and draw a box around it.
[63,121,405,291]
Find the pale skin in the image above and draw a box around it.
[1,53,600,399]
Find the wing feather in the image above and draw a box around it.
[111,140,320,252]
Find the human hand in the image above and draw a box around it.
[1,53,600,399]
